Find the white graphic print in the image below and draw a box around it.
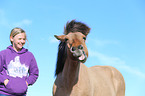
[7,56,29,78]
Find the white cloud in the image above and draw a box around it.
[0,9,32,27]
[89,49,125,65]
[39,36,58,43]
[119,65,145,79]
[88,38,119,47]
[13,19,32,27]
[89,49,145,79]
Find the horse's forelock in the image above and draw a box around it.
[64,20,90,36]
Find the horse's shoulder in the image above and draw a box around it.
[88,65,120,79]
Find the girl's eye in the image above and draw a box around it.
[18,38,26,40]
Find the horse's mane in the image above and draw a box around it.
[55,41,67,76]
[55,20,90,76]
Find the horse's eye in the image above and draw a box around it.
[83,37,86,40]
[65,38,68,42]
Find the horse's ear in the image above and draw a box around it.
[54,35,66,42]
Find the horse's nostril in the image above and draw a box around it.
[78,45,83,50]
[71,47,76,51]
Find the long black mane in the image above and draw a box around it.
[55,20,90,76]
[55,41,67,76]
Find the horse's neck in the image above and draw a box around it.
[62,56,80,87]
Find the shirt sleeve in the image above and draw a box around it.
[26,54,39,85]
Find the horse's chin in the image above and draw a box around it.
[79,58,87,63]
[78,52,87,63]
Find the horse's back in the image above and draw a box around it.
[89,65,125,96]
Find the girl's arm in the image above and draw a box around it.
[0,54,9,84]
[26,55,39,85]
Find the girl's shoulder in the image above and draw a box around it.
[0,48,9,54]
[24,50,35,57]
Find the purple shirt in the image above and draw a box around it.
[0,45,39,95]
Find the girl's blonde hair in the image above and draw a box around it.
[10,27,27,44]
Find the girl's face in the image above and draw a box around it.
[10,33,26,52]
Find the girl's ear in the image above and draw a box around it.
[10,36,13,43]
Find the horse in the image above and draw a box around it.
[53,20,125,96]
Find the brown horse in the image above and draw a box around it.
[53,20,125,96]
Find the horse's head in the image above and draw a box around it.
[55,20,90,76]
[55,32,88,63]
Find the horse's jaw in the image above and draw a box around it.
[78,51,87,63]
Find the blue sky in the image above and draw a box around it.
[0,0,145,96]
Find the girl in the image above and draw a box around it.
[0,28,39,96]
